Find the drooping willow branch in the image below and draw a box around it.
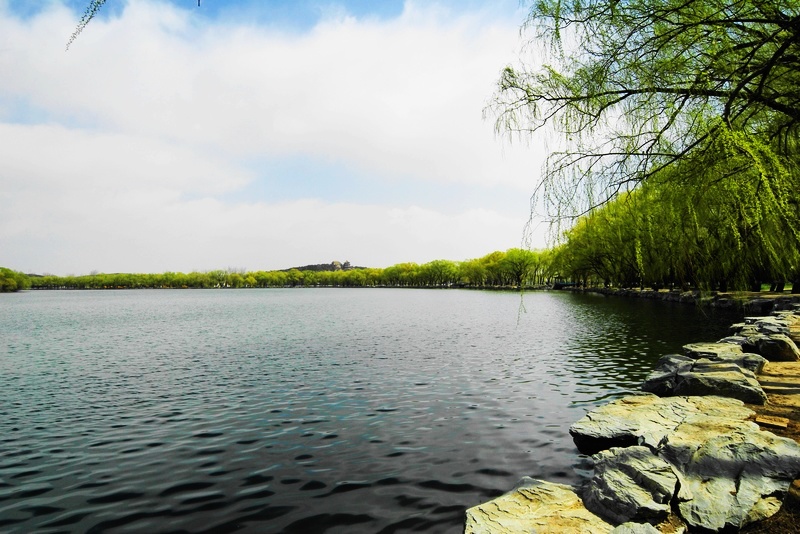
[67,1,202,50]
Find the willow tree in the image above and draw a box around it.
[67,0,107,49]
[554,162,800,290]
[0,267,31,292]
[492,0,800,240]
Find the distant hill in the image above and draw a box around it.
[281,261,367,272]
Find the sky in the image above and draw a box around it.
[0,0,547,275]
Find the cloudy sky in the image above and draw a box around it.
[0,0,546,275]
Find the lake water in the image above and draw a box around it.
[0,289,741,533]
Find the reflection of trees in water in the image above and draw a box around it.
[517,291,527,326]
[553,294,742,399]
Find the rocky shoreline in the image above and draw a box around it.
[465,300,800,533]
[565,287,800,314]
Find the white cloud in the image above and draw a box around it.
[0,0,545,275]
[1,0,539,183]
[0,123,249,194]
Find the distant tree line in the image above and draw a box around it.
[0,267,31,292]
[2,248,553,292]
[52,0,798,296]
[5,222,799,293]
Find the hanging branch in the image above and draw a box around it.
[66,1,202,50]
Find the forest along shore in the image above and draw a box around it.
[465,298,800,534]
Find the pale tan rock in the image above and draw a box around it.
[682,342,743,359]
[755,415,790,429]
[611,523,661,534]
[758,361,800,403]
[464,478,612,534]
[584,446,678,524]
[668,424,800,530]
[569,394,754,454]
[570,395,800,532]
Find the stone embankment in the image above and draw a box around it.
[465,303,800,533]
[568,287,800,315]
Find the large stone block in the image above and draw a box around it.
[583,446,678,524]
[742,334,800,362]
[464,477,612,534]
[570,395,800,532]
[611,522,665,534]
[668,426,800,531]
[682,342,767,373]
[642,356,767,404]
[569,395,754,455]
[682,342,742,359]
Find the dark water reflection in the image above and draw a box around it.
[553,292,744,405]
[0,289,741,533]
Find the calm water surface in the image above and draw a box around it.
[0,289,741,533]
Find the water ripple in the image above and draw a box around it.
[0,289,740,533]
